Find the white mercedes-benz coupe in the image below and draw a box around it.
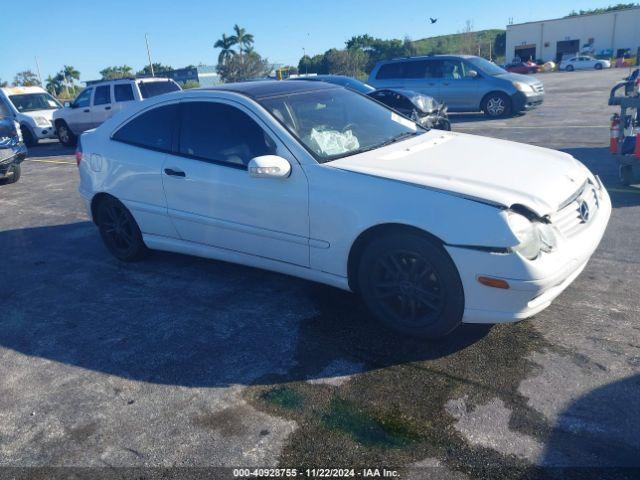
[77,80,611,338]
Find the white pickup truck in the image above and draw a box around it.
[53,77,181,146]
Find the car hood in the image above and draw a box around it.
[328,131,590,217]
[22,109,56,121]
[494,72,539,84]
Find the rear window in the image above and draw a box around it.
[112,104,177,152]
[137,80,181,99]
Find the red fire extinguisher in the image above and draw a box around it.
[610,114,620,154]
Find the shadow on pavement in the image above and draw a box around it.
[541,374,640,469]
[0,221,490,389]
[26,141,74,159]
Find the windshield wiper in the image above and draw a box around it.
[375,130,423,148]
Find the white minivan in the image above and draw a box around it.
[0,86,62,146]
[53,77,181,146]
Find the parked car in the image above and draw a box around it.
[293,75,450,130]
[368,55,544,117]
[0,105,27,185]
[560,56,611,71]
[77,81,610,338]
[0,86,61,146]
[53,77,181,146]
[505,61,541,74]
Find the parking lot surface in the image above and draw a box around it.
[1,68,639,478]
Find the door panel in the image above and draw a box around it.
[161,100,310,266]
[91,85,113,128]
[437,60,479,110]
[67,87,93,134]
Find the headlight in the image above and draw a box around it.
[506,211,559,260]
[34,116,50,127]
[513,81,535,93]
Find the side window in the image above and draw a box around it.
[114,84,135,102]
[94,85,111,106]
[0,100,10,118]
[179,102,276,168]
[74,88,93,108]
[441,60,464,80]
[403,61,429,79]
[112,104,177,151]
[375,62,403,80]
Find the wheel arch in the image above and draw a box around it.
[480,90,511,109]
[347,223,446,293]
[90,192,117,224]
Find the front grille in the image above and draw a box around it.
[550,182,600,238]
[532,83,544,94]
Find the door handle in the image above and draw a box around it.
[164,168,186,177]
[105,106,111,110]
[83,109,90,113]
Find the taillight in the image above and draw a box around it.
[75,139,83,166]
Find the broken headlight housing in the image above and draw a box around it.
[506,210,559,260]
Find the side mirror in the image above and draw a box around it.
[63,101,71,108]
[467,70,479,78]
[248,155,291,179]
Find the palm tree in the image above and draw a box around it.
[230,24,254,56]
[45,75,62,95]
[61,65,80,97]
[214,33,237,65]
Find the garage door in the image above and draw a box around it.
[556,40,580,63]
[515,45,536,62]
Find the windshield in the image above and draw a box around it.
[260,87,423,163]
[8,93,61,112]
[467,57,508,76]
[138,80,181,99]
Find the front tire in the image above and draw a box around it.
[482,92,512,118]
[595,63,603,70]
[0,164,21,185]
[95,196,148,262]
[565,65,574,72]
[56,121,77,147]
[357,232,464,338]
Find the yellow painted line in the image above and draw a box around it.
[26,158,75,165]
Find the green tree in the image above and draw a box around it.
[13,70,40,87]
[0,79,8,88]
[214,33,237,64]
[229,24,254,55]
[99,65,133,80]
[567,3,638,16]
[322,48,368,77]
[60,65,80,96]
[137,63,174,76]
[45,74,63,95]
[217,51,271,83]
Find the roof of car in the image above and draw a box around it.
[382,54,477,63]
[204,80,338,99]
[1,86,48,95]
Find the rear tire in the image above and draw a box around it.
[95,196,148,262]
[56,121,77,147]
[0,164,21,185]
[482,92,512,118]
[357,231,464,338]
[21,126,37,147]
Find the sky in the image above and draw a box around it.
[0,0,619,84]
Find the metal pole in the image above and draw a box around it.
[34,56,43,86]
[145,34,154,77]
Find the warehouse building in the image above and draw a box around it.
[505,6,640,63]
